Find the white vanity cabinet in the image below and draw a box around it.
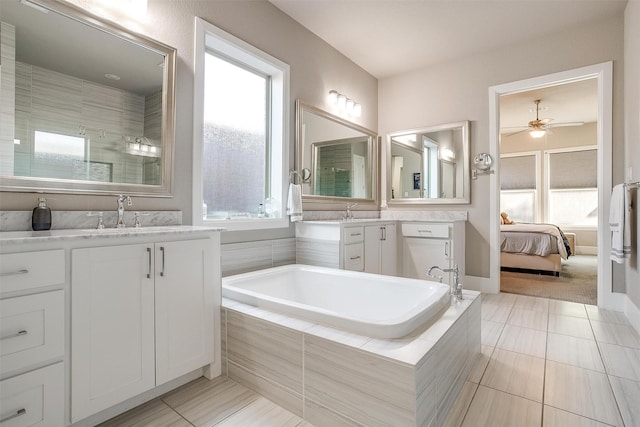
[400,221,465,285]
[71,238,215,423]
[0,249,66,427]
[364,223,397,275]
[296,221,397,274]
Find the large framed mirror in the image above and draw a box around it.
[0,0,176,196]
[387,121,470,205]
[296,100,378,206]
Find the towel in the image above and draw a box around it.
[287,183,303,222]
[609,184,631,263]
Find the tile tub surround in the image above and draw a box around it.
[222,291,481,426]
[0,210,182,231]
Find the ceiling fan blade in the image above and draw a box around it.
[546,121,585,128]
[502,128,529,137]
[500,126,529,130]
[538,118,553,125]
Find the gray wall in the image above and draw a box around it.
[379,15,625,279]
[625,1,640,309]
[0,0,378,244]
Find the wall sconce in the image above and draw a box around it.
[472,153,494,179]
[124,136,160,158]
[441,148,455,160]
[328,90,361,117]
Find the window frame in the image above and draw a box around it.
[193,17,290,230]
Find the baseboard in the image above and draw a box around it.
[624,295,640,337]
[575,245,597,255]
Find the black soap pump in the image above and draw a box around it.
[32,197,52,231]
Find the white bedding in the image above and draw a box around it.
[500,223,569,260]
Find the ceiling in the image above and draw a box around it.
[270,0,621,128]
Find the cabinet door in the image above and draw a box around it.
[155,239,215,385]
[402,237,451,283]
[71,244,155,423]
[380,224,397,276]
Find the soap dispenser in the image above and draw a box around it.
[32,197,52,231]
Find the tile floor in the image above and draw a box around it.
[101,293,640,427]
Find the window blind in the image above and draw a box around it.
[500,155,536,190]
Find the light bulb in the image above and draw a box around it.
[328,90,338,104]
[353,103,362,117]
[337,95,347,110]
[346,99,355,114]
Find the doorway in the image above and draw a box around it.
[488,62,622,310]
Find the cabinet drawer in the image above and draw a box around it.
[402,223,450,238]
[0,362,64,427]
[0,250,65,294]
[343,227,364,244]
[1,291,64,375]
[343,243,364,271]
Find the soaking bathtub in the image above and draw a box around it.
[221,264,451,338]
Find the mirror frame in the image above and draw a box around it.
[295,100,379,207]
[0,0,176,197]
[387,121,470,205]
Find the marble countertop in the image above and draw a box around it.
[0,225,224,245]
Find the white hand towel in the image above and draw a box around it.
[609,184,631,263]
[287,183,303,222]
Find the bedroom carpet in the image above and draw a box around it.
[500,255,597,305]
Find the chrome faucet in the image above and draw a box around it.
[427,264,463,300]
[345,203,358,220]
[116,195,132,228]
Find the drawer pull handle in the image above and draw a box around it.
[418,230,432,233]
[146,248,152,278]
[0,269,29,277]
[160,246,165,277]
[350,232,362,236]
[350,256,361,260]
[0,408,26,423]
[0,330,27,341]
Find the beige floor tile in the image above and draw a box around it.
[162,377,259,426]
[548,314,594,340]
[549,300,588,319]
[442,381,478,427]
[544,360,623,426]
[467,345,493,384]
[543,406,613,426]
[496,324,547,358]
[481,293,517,307]
[461,385,542,427]
[480,348,545,402]
[98,399,190,427]
[585,306,630,325]
[481,302,511,323]
[481,320,504,347]
[513,295,550,312]
[599,342,640,381]
[214,396,301,427]
[608,375,640,427]
[507,307,548,331]
[591,320,640,349]
[546,333,604,372]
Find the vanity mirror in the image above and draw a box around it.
[296,100,378,205]
[387,121,470,204]
[0,0,176,196]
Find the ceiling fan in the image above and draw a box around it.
[502,99,584,138]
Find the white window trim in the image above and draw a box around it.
[192,17,290,231]
[500,151,541,222]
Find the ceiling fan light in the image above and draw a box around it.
[530,129,546,138]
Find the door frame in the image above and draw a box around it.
[488,61,623,310]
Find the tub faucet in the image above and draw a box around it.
[116,195,132,228]
[427,264,463,300]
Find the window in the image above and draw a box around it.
[547,148,597,227]
[193,18,289,230]
[500,153,539,223]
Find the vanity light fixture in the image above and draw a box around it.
[328,90,362,117]
[124,136,160,158]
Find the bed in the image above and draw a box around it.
[500,223,572,277]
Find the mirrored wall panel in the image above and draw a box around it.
[296,101,378,204]
[387,121,470,205]
[0,0,176,195]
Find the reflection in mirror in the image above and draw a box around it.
[0,0,176,196]
[296,100,377,204]
[387,121,470,204]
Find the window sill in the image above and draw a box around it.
[202,217,290,231]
